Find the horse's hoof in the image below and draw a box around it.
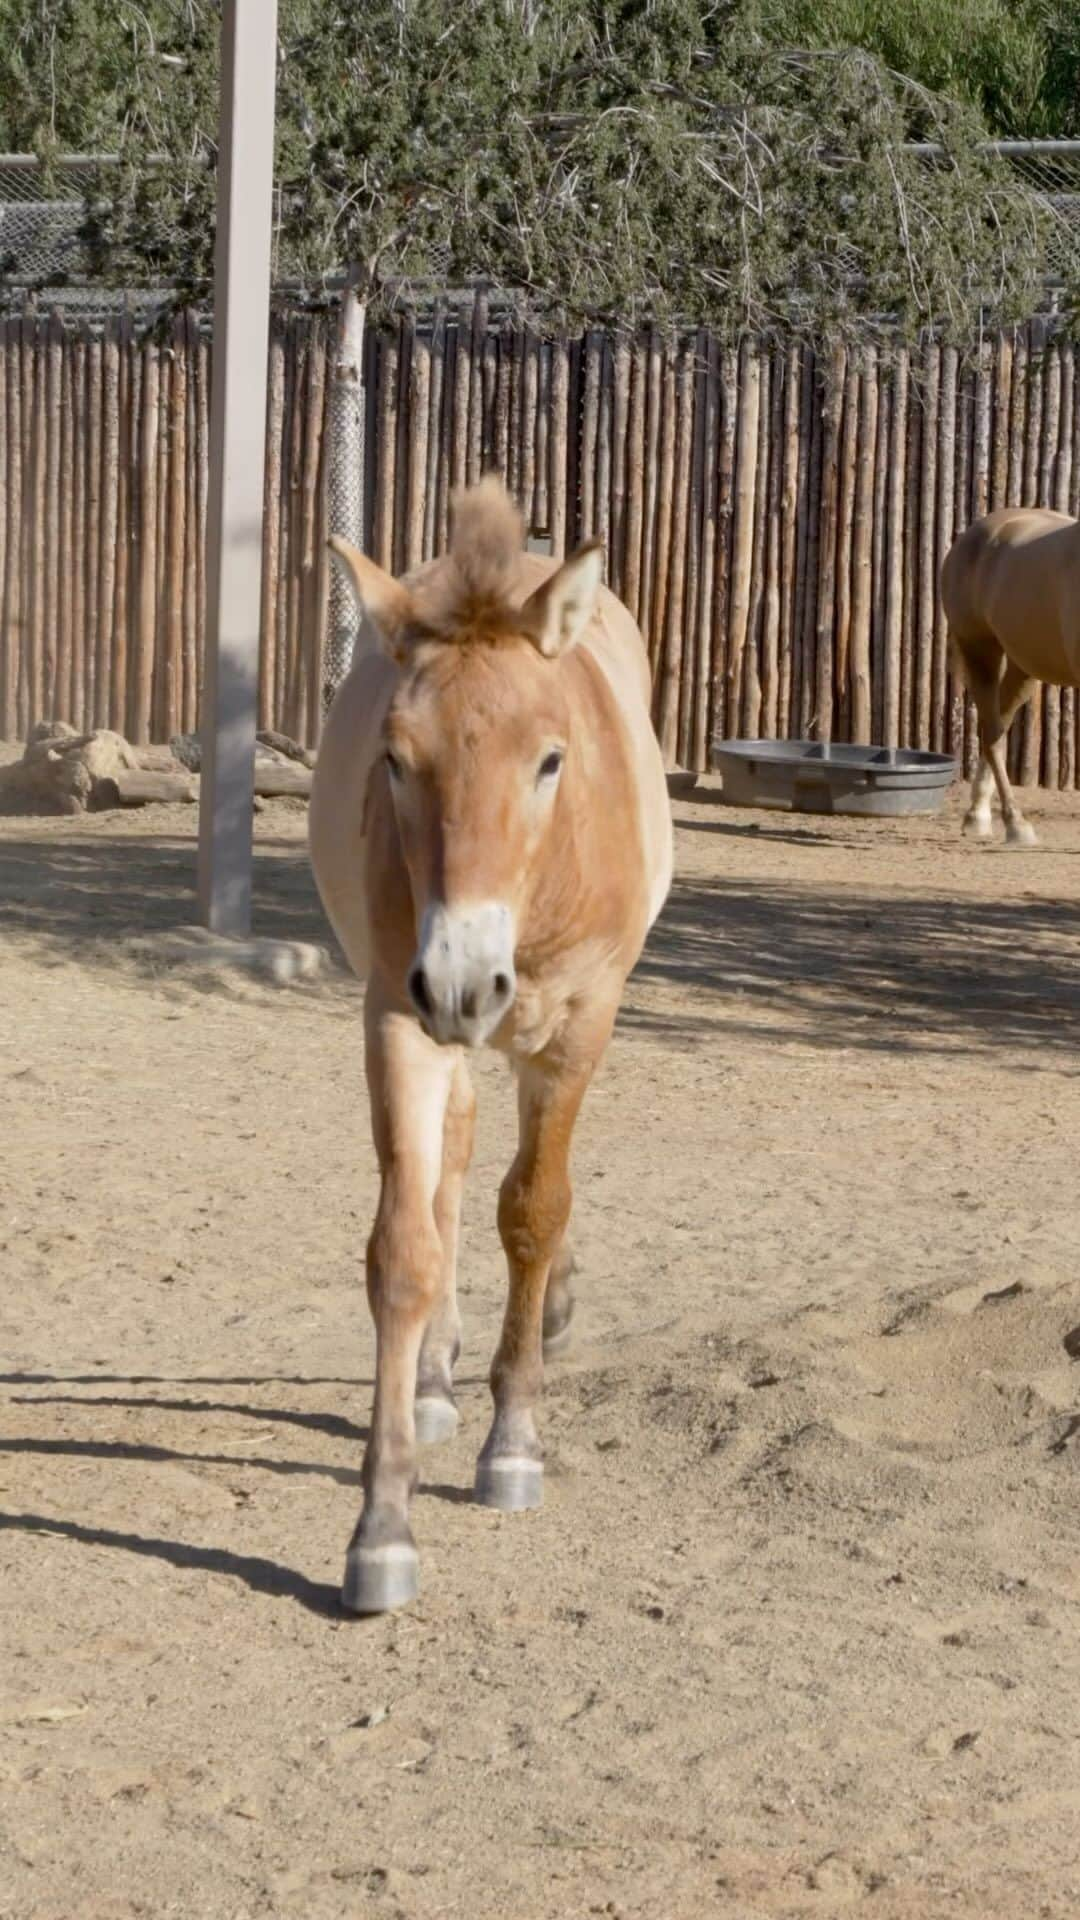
[473,1455,544,1512]
[1004,820,1037,847]
[1005,819,1038,847]
[962,810,992,839]
[414,1393,459,1447]
[341,1538,420,1614]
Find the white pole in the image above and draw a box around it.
[197,0,279,935]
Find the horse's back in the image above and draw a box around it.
[943,508,1080,679]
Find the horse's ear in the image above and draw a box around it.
[520,541,603,658]
[327,537,414,664]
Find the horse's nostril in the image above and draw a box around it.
[493,972,512,1001]
[460,988,477,1021]
[408,966,433,1018]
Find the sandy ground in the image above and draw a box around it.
[2,773,1079,1920]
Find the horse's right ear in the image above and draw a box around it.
[327,537,414,664]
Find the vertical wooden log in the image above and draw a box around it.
[180,313,199,734]
[481,329,497,476]
[260,320,284,730]
[850,346,878,743]
[273,321,294,731]
[870,359,891,747]
[287,323,310,738]
[424,312,446,559]
[110,312,131,735]
[507,326,524,505]
[677,332,707,766]
[726,339,762,738]
[160,315,185,740]
[1019,323,1043,783]
[467,291,487,488]
[778,344,801,741]
[433,319,454,553]
[648,345,678,679]
[132,342,159,744]
[95,323,120,732]
[609,337,630,598]
[799,355,825,739]
[535,341,550,531]
[991,330,1012,509]
[813,344,845,742]
[0,328,9,738]
[295,319,326,746]
[450,310,469,500]
[1056,341,1075,790]
[791,345,814,739]
[623,334,647,621]
[741,348,771,740]
[391,317,412,577]
[124,325,143,736]
[657,339,694,759]
[521,328,539,530]
[692,333,720,770]
[594,336,613,571]
[710,346,739,749]
[195,322,210,720]
[25,316,46,730]
[405,323,431,573]
[68,336,87,733]
[1007,327,1027,505]
[933,344,958,755]
[2,323,21,738]
[952,355,975,768]
[374,327,399,571]
[301,320,328,745]
[580,330,601,537]
[1040,338,1062,788]
[883,349,908,749]
[833,353,860,739]
[549,337,569,559]
[638,329,662,651]
[899,349,924,750]
[81,333,102,734]
[43,312,63,719]
[914,342,939,751]
[759,345,784,741]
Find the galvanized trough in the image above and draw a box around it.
[712,739,957,818]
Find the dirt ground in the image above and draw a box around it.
[2,772,1079,1920]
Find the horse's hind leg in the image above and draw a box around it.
[958,641,1038,846]
[415,1056,475,1445]
[986,660,1039,845]
[476,996,617,1512]
[342,981,456,1614]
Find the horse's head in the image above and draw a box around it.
[330,479,603,1046]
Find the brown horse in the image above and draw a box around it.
[309,478,673,1612]
[942,506,1080,844]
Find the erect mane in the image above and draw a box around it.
[418,476,525,642]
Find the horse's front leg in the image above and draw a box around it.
[475,999,616,1511]
[343,981,458,1614]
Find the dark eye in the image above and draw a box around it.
[385,750,404,782]
[538,749,564,782]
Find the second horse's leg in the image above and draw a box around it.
[342,983,457,1614]
[415,1056,475,1445]
[475,1003,615,1511]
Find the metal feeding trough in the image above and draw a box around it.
[712,739,957,818]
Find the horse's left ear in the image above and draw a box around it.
[327,536,414,664]
[520,541,603,658]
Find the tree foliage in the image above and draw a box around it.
[0,0,1070,336]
